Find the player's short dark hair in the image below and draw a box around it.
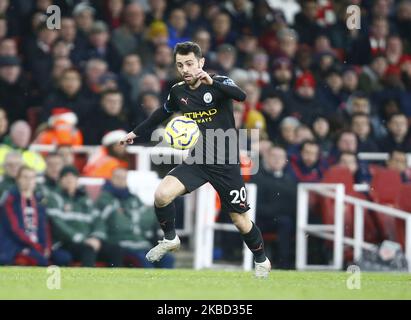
[174,41,202,60]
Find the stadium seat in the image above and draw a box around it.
[369,168,403,243]
[395,184,411,249]
[320,166,378,261]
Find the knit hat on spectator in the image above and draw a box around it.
[0,55,21,67]
[245,110,266,130]
[48,108,78,127]
[102,130,127,147]
[59,165,80,179]
[73,2,95,16]
[295,72,316,90]
[147,21,169,40]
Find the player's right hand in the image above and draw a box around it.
[119,131,137,145]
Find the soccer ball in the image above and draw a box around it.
[164,116,200,150]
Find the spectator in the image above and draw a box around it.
[35,108,83,146]
[261,92,287,143]
[0,120,46,175]
[378,112,411,152]
[386,149,411,183]
[253,145,297,269]
[293,0,323,46]
[278,116,300,151]
[337,151,372,184]
[83,89,129,145]
[0,38,18,56]
[111,2,150,62]
[183,0,208,33]
[317,66,344,115]
[146,0,167,26]
[286,72,324,125]
[42,68,90,124]
[0,56,30,124]
[50,57,73,89]
[96,167,175,268]
[83,20,121,72]
[264,57,293,96]
[46,165,123,267]
[83,130,129,178]
[208,44,237,76]
[0,166,51,266]
[312,116,332,158]
[273,28,298,60]
[40,152,64,196]
[56,144,75,167]
[358,54,388,94]
[59,16,87,66]
[351,113,380,152]
[349,17,389,65]
[210,12,237,50]
[144,44,175,89]
[0,107,9,144]
[289,140,327,182]
[83,58,109,103]
[0,151,23,198]
[72,2,96,45]
[118,53,144,107]
[247,48,270,87]
[167,8,190,48]
[341,67,360,99]
[104,0,125,30]
[193,28,213,65]
[24,22,58,100]
[328,130,358,165]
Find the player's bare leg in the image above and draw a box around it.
[229,212,271,278]
[146,175,187,263]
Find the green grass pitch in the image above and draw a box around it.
[1,267,410,299]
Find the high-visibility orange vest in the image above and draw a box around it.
[82,147,128,179]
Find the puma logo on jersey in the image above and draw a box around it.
[181,97,189,105]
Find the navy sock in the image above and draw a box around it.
[242,222,266,263]
[155,201,176,240]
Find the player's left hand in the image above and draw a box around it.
[195,69,213,85]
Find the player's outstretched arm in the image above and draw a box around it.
[119,105,172,145]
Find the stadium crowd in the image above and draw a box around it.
[0,0,411,269]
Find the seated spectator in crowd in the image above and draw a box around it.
[261,92,288,143]
[118,53,144,107]
[35,109,83,146]
[0,120,46,175]
[264,57,293,96]
[40,152,64,197]
[83,58,109,104]
[247,48,270,87]
[378,112,411,152]
[0,107,10,144]
[0,151,23,198]
[351,113,379,152]
[278,116,300,153]
[341,92,386,138]
[341,67,360,99]
[143,44,175,89]
[290,140,327,182]
[134,91,163,134]
[0,56,30,124]
[286,72,324,125]
[253,145,297,269]
[72,2,96,45]
[111,2,151,62]
[167,8,190,48]
[358,54,387,94]
[317,66,345,116]
[207,44,237,76]
[312,116,332,158]
[288,124,315,156]
[328,130,359,165]
[83,130,129,178]
[46,165,123,267]
[210,12,237,50]
[56,144,76,167]
[83,21,121,72]
[0,166,51,266]
[337,151,372,184]
[386,149,411,183]
[83,89,129,145]
[42,68,91,124]
[293,0,323,46]
[96,167,174,268]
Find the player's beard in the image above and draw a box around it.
[183,74,199,86]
